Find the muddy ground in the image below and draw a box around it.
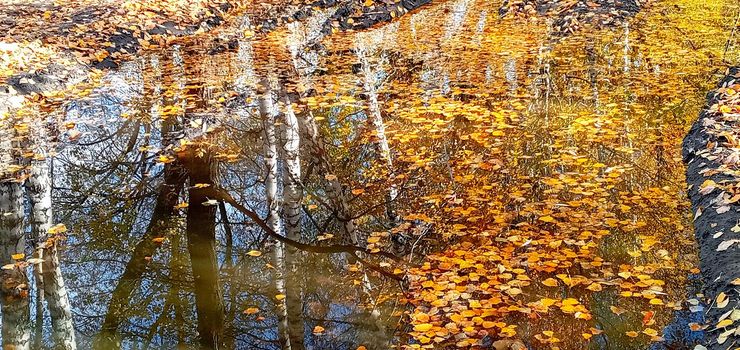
[683,66,740,349]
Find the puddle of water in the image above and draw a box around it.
[1,0,740,349]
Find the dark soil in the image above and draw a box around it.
[682,66,740,349]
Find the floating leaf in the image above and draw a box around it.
[610,306,626,316]
[414,323,434,332]
[243,307,259,315]
[48,224,67,235]
[542,278,559,287]
[202,199,218,206]
[539,215,556,223]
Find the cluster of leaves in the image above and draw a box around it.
[0,0,357,84]
[691,77,740,346]
[501,0,647,36]
[306,0,739,348]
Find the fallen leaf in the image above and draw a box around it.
[414,323,434,332]
[243,307,259,315]
[717,292,729,308]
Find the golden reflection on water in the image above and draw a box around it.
[5,0,740,348]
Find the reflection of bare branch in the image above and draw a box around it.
[348,190,407,231]
[351,253,401,281]
[204,187,405,281]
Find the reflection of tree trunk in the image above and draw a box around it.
[143,231,184,350]
[173,235,186,350]
[183,148,225,349]
[0,180,31,350]
[286,10,357,245]
[220,202,237,350]
[33,273,43,350]
[260,78,292,350]
[95,159,185,349]
[26,157,77,350]
[281,91,305,350]
[356,39,398,223]
[303,112,357,244]
[287,24,357,245]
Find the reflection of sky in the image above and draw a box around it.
[34,39,392,349]
[4,0,720,348]
[651,275,705,350]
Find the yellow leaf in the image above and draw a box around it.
[642,328,658,336]
[625,331,639,338]
[275,294,286,301]
[48,224,67,235]
[11,253,24,260]
[717,319,734,328]
[542,278,559,287]
[247,250,262,257]
[157,155,175,164]
[414,323,434,332]
[717,292,729,308]
[243,307,259,315]
[313,325,325,334]
[539,215,556,223]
